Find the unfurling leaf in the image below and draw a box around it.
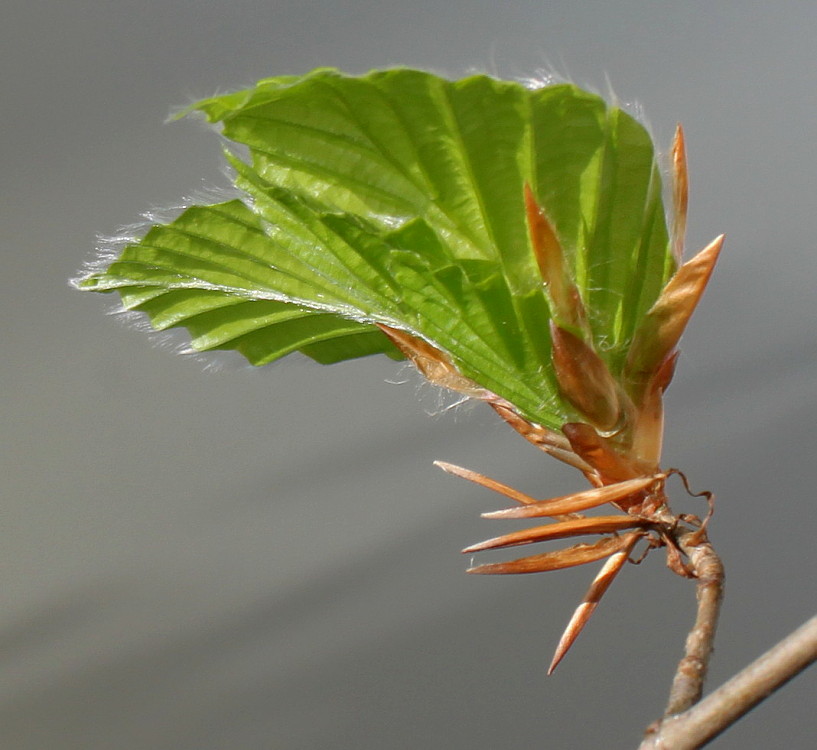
[77,68,676,433]
[77,68,724,674]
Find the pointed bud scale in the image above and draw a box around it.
[548,531,643,673]
[524,183,565,294]
[671,124,689,264]
[625,235,724,391]
[488,401,596,475]
[434,461,539,506]
[462,515,647,554]
[630,359,673,467]
[482,475,662,519]
[466,535,633,575]
[550,322,622,431]
[487,399,573,452]
[524,184,587,331]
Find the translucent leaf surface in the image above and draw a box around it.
[79,68,675,431]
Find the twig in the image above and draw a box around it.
[640,614,817,749]
[664,532,725,715]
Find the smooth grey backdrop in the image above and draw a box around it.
[2,1,816,748]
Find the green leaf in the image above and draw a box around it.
[78,68,675,431]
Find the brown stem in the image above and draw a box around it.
[664,531,725,715]
[640,614,817,749]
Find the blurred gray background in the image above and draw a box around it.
[2,1,816,748]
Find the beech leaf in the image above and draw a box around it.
[77,68,675,431]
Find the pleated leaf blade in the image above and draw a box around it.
[78,68,675,431]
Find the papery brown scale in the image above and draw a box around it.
[488,400,572,451]
[548,531,645,674]
[524,184,565,295]
[550,322,622,431]
[629,354,678,467]
[631,377,665,469]
[482,475,662,519]
[488,401,595,476]
[625,234,724,387]
[466,535,633,575]
[434,461,539,506]
[654,350,680,393]
[524,184,587,331]
[462,515,649,554]
[671,124,689,264]
[376,324,488,397]
[562,422,651,489]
